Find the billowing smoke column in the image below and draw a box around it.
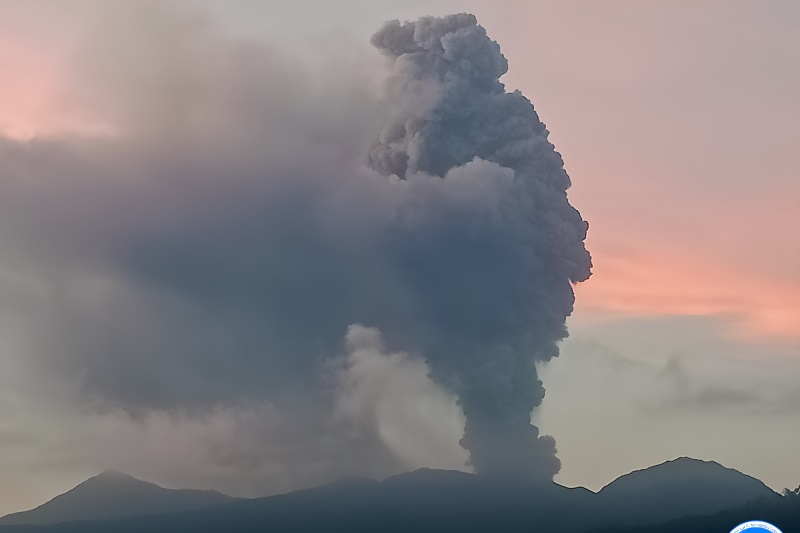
[0,8,591,487]
[366,14,592,479]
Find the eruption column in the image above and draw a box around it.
[368,14,592,480]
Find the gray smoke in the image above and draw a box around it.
[362,14,592,479]
[0,9,590,485]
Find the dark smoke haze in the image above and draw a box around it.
[0,8,590,486]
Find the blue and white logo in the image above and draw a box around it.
[729,520,783,533]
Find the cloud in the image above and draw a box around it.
[59,325,466,497]
[0,5,590,488]
[333,325,468,473]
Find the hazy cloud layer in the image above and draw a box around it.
[537,315,800,493]
[0,4,591,497]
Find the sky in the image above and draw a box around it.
[0,0,798,516]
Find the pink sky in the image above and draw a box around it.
[5,0,794,342]
[474,0,800,343]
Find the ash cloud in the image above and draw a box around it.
[0,7,590,486]
[363,14,591,478]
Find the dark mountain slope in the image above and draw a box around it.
[0,459,781,532]
[599,489,799,533]
[0,469,602,533]
[597,457,778,527]
[0,470,233,526]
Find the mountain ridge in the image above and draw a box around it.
[0,470,234,526]
[596,456,777,526]
[0,458,781,531]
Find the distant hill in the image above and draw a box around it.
[599,488,800,533]
[596,457,778,527]
[0,459,783,532]
[0,470,234,526]
[0,469,599,533]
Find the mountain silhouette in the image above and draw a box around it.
[0,470,234,526]
[0,458,782,532]
[597,457,778,527]
[0,469,597,532]
[600,488,799,533]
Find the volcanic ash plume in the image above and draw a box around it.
[0,8,591,489]
[367,14,592,480]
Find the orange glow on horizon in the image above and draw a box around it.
[575,247,800,342]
